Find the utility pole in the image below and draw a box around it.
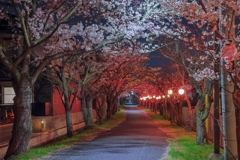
[214,58,220,155]
[219,3,238,159]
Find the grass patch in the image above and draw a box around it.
[141,107,220,160]
[14,109,125,160]
[165,136,215,160]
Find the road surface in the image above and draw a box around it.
[40,105,169,160]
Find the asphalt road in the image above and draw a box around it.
[40,105,169,160]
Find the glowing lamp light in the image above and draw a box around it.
[178,89,184,95]
[162,95,165,98]
[168,89,173,95]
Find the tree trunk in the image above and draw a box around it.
[81,97,88,126]
[195,98,205,145]
[107,102,112,119]
[196,116,205,145]
[107,107,112,119]
[5,78,32,159]
[106,99,112,119]
[100,96,107,123]
[65,108,73,137]
[112,100,117,115]
[86,96,94,126]
[63,90,73,138]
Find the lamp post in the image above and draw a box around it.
[178,88,184,95]
[168,89,173,123]
[168,89,173,95]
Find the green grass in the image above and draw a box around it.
[165,136,215,160]
[14,109,125,160]
[141,107,221,160]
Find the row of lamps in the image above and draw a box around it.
[140,88,185,101]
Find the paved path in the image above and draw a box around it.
[41,106,169,160]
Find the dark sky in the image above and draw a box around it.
[147,52,170,68]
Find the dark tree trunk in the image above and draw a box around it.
[112,101,118,115]
[195,98,206,145]
[81,96,94,127]
[106,99,113,119]
[92,99,104,124]
[196,116,205,145]
[63,90,73,138]
[195,100,205,145]
[81,97,88,125]
[176,105,182,126]
[86,96,93,126]
[99,117,104,124]
[5,78,32,159]
[107,108,112,119]
[65,108,73,137]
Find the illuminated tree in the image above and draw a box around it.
[140,1,238,157]
[0,1,163,158]
[101,54,148,119]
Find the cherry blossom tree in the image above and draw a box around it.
[159,37,214,142]
[101,54,148,119]
[77,53,110,127]
[136,65,191,125]
[48,52,110,129]
[44,55,94,137]
[2,0,239,158]
[93,95,107,124]
[0,1,167,158]
[137,0,239,157]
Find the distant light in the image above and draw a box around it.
[168,89,173,95]
[178,89,184,95]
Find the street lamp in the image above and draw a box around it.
[178,88,184,95]
[168,89,173,95]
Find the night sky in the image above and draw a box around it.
[147,52,170,68]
